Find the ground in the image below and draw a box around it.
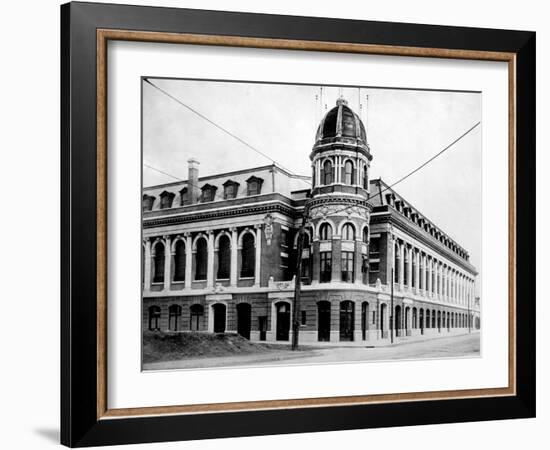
[143,331,480,371]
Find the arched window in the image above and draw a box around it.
[168,304,182,331]
[319,223,332,240]
[322,160,333,185]
[343,160,355,185]
[217,234,231,279]
[142,194,155,212]
[362,163,368,189]
[240,233,255,277]
[362,226,369,243]
[341,223,355,241]
[153,242,165,283]
[173,240,186,282]
[160,191,175,209]
[190,304,204,331]
[148,306,161,331]
[195,237,208,281]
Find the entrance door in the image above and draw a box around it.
[237,303,251,339]
[317,301,331,342]
[212,303,226,333]
[339,301,354,341]
[276,302,290,341]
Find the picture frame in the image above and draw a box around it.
[60,1,535,447]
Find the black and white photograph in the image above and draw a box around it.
[141,78,482,371]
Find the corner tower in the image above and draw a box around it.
[306,98,374,285]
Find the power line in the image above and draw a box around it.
[310,121,481,219]
[144,78,305,179]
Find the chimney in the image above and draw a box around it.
[187,158,200,204]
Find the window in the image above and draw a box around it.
[217,234,231,279]
[142,194,155,212]
[342,223,355,240]
[301,310,307,326]
[369,237,379,257]
[319,223,332,240]
[411,251,416,288]
[362,163,369,189]
[343,160,355,185]
[246,176,263,196]
[148,306,161,331]
[195,237,207,281]
[240,233,255,277]
[159,191,175,209]
[341,251,354,283]
[223,180,239,199]
[168,304,182,331]
[362,227,369,243]
[173,239,186,282]
[320,251,332,282]
[200,184,217,202]
[322,160,333,185]
[369,261,380,272]
[152,242,165,283]
[190,304,204,331]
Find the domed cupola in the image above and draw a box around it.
[315,98,368,143]
[309,98,373,198]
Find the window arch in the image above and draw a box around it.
[240,232,255,277]
[217,234,231,279]
[319,222,333,240]
[321,159,333,185]
[343,160,355,185]
[173,239,186,282]
[168,304,182,331]
[194,237,208,281]
[148,306,161,331]
[341,223,355,240]
[152,241,165,283]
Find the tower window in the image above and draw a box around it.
[321,160,333,185]
[342,223,355,240]
[343,160,355,185]
[319,223,333,240]
[341,251,354,283]
[320,251,332,282]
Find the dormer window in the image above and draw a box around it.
[246,176,263,196]
[159,191,175,209]
[223,180,240,199]
[200,184,217,202]
[179,187,188,206]
[142,194,155,212]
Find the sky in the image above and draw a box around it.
[142,78,482,293]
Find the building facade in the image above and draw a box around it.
[142,98,480,344]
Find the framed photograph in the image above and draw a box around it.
[61,1,535,447]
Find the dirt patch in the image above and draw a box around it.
[143,331,309,364]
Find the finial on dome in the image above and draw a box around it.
[336,97,348,106]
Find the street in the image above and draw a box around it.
[144,331,480,371]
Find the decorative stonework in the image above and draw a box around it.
[263,213,274,245]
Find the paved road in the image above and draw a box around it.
[144,332,480,371]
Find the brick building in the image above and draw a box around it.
[142,98,480,344]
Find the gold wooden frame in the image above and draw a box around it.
[96,29,516,420]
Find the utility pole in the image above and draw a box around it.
[390,227,395,344]
[292,211,308,350]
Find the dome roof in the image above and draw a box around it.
[315,98,367,143]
